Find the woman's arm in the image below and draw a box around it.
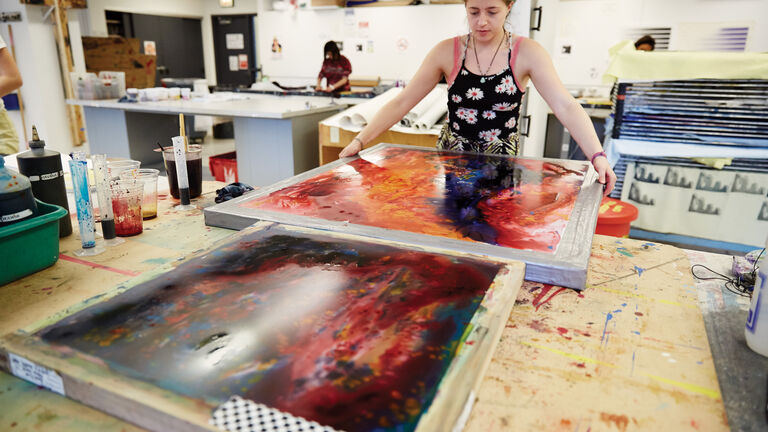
[520,39,616,195]
[0,48,22,97]
[339,40,452,157]
[326,76,348,92]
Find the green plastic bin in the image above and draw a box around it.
[0,200,67,286]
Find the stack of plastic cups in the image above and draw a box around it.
[119,168,160,219]
[106,159,140,181]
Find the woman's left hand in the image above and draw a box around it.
[592,157,617,196]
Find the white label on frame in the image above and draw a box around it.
[9,353,66,396]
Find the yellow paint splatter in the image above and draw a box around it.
[639,372,721,400]
[520,341,617,368]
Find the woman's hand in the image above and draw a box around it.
[339,138,363,158]
[592,156,617,196]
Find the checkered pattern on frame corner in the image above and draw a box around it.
[210,395,341,432]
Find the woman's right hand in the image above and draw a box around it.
[339,138,363,158]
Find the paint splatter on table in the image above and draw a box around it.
[464,237,728,431]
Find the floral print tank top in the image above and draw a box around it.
[439,34,524,155]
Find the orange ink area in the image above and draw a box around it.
[241,147,587,253]
[36,226,503,432]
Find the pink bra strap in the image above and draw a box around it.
[510,36,524,91]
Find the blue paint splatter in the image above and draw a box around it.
[631,331,640,335]
[631,351,636,375]
[601,312,613,346]
[142,257,171,265]
[634,266,645,277]
[622,303,627,307]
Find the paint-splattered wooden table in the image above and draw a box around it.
[0,189,732,431]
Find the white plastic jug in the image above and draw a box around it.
[746,237,768,357]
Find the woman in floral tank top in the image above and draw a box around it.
[339,0,617,195]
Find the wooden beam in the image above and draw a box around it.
[51,0,86,146]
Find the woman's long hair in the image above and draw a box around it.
[323,41,341,61]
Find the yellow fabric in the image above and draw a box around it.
[691,157,733,170]
[0,108,19,155]
[603,40,768,83]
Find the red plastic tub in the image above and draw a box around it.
[208,152,238,183]
[595,197,639,237]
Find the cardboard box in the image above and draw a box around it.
[83,37,156,89]
[310,0,344,7]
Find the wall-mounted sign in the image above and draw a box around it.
[143,41,156,56]
[226,33,244,50]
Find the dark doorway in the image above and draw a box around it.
[211,14,257,89]
[105,11,205,86]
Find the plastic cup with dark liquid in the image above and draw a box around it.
[162,144,202,200]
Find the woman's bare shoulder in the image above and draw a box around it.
[432,36,461,54]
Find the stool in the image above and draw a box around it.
[595,197,639,237]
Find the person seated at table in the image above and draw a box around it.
[634,35,656,51]
[316,41,352,93]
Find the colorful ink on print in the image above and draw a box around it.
[240,147,588,253]
[37,225,503,432]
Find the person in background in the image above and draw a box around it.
[339,0,616,195]
[634,35,656,51]
[316,41,352,93]
[0,33,22,156]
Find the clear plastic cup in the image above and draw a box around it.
[110,180,143,236]
[107,159,141,182]
[119,168,160,219]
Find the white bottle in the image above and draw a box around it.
[746,236,768,357]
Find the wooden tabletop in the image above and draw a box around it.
[0,187,731,431]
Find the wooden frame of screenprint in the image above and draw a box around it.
[204,144,603,290]
[0,222,525,432]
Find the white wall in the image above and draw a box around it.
[550,0,768,90]
[258,5,465,82]
[0,1,76,155]
[257,2,533,83]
